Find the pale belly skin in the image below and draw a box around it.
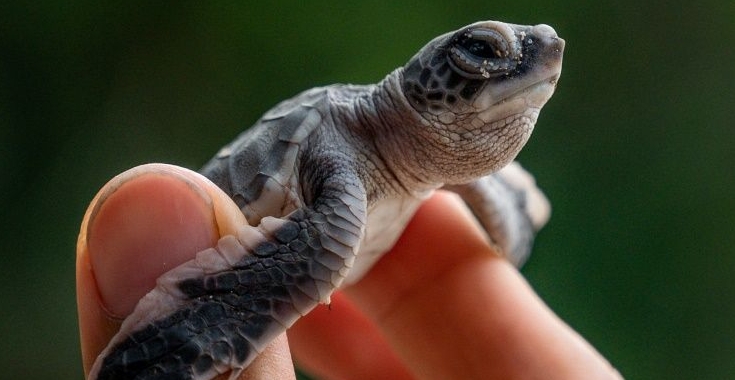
[347,196,425,284]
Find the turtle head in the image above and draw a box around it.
[398,21,564,182]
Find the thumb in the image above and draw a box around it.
[76,163,295,379]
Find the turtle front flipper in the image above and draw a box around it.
[89,171,366,380]
[444,162,550,267]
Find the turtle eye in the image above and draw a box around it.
[461,38,498,59]
[448,28,515,79]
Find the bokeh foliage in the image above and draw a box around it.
[1,1,734,379]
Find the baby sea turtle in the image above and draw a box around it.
[90,20,564,379]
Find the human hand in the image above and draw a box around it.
[77,164,621,379]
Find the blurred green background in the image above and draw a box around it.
[2,1,734,379]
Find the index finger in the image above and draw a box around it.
[300,191,622,379]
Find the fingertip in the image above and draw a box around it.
[76,164,294,378]
[84,166,219,318]
[76,164,231,373]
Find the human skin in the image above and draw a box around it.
[76,164,622,379]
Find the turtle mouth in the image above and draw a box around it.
[494,73,560,108]
[476,74,560,124]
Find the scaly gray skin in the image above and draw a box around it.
[89,20,564,380]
